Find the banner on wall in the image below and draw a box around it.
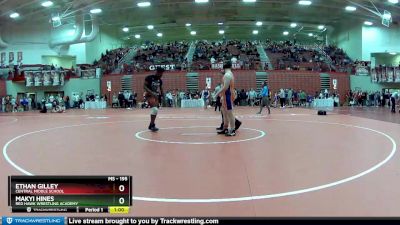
[0,52,5,66]
[34,72,43,86]
[9,52,14,64]
[371,68,378,83]
[43,71,51,86]
[395,67,400,82]
[60,72,65,86]
[387,67,394,82]
[52,71,60,86]
[107,81,112,92]
[332,79,338,90]
[381,67,387,82]
[206,77,212,89]
[355,66,370,76]
[211,63,241,70]
[149,64,176,71]
[25,72,34,87]
[17,52,23,63]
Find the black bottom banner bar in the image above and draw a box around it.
[67,218,400,225]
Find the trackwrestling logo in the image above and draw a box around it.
[2,217,65,225]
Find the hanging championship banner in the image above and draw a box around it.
[43,71,51,86]
[387,67,394,82]
[34,72,43,86]
[52,71,60,86]
[17,52,23,63]
[0,52,5,66]
[395,67,400,82]
[381,67,387,82]
[376,68,382,82]
[25,72,34,87]
[60,72,65,86]
[371,68,377,83]
[9,52,14,64]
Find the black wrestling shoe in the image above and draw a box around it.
[225,130,236,137]
[148,124,159,132]
[217,129,228,135]
[235,120,242,131]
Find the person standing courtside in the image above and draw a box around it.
[214,83,222,112]
[144,67,165,132]
[257,81,271,115]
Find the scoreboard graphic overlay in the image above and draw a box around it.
[8,176,132,214]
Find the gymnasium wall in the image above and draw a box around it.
[101,71,187,103]
[198,70,256,91]
[331,24,363,61]
[0,79,6,96]
[85,28,125,64]
[372,53,400,67]
[267,71,321,95]
[101,71,350,103]
[362,26,400,61]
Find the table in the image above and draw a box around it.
[181,99,204,108]
[313,98,334,108]
[84,101,107,109]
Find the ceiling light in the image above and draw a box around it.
[10,13,19,18]
[218,22,224,25]
[186,23,191,27]
[190,31,197,35]
[308,33,313,36]
[383,13,392,20]
[51,16,60,21]
[41,1,53,7]
[135,34,141,39]
[195,0,209,3]
[345,6,357,11]
[137,1,151,7]
[219,30,225,34]
[242,0,256,2]
[318,25,325,30]
[290,23,297,28]
[256,21,263,26]
[147,25,154,30]
[364,21,373,26]
[388,0,398,3]
[298,0,312,5]
[389,52,397,55]
[90,8,102,14]
[122,27,129,32]
[253,30,259,34]
[157,33,163,37]
[67,30,75,36]
[283,31,289,35]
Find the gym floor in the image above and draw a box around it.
[0,106,399,216]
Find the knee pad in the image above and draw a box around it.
[151,107,158,116]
